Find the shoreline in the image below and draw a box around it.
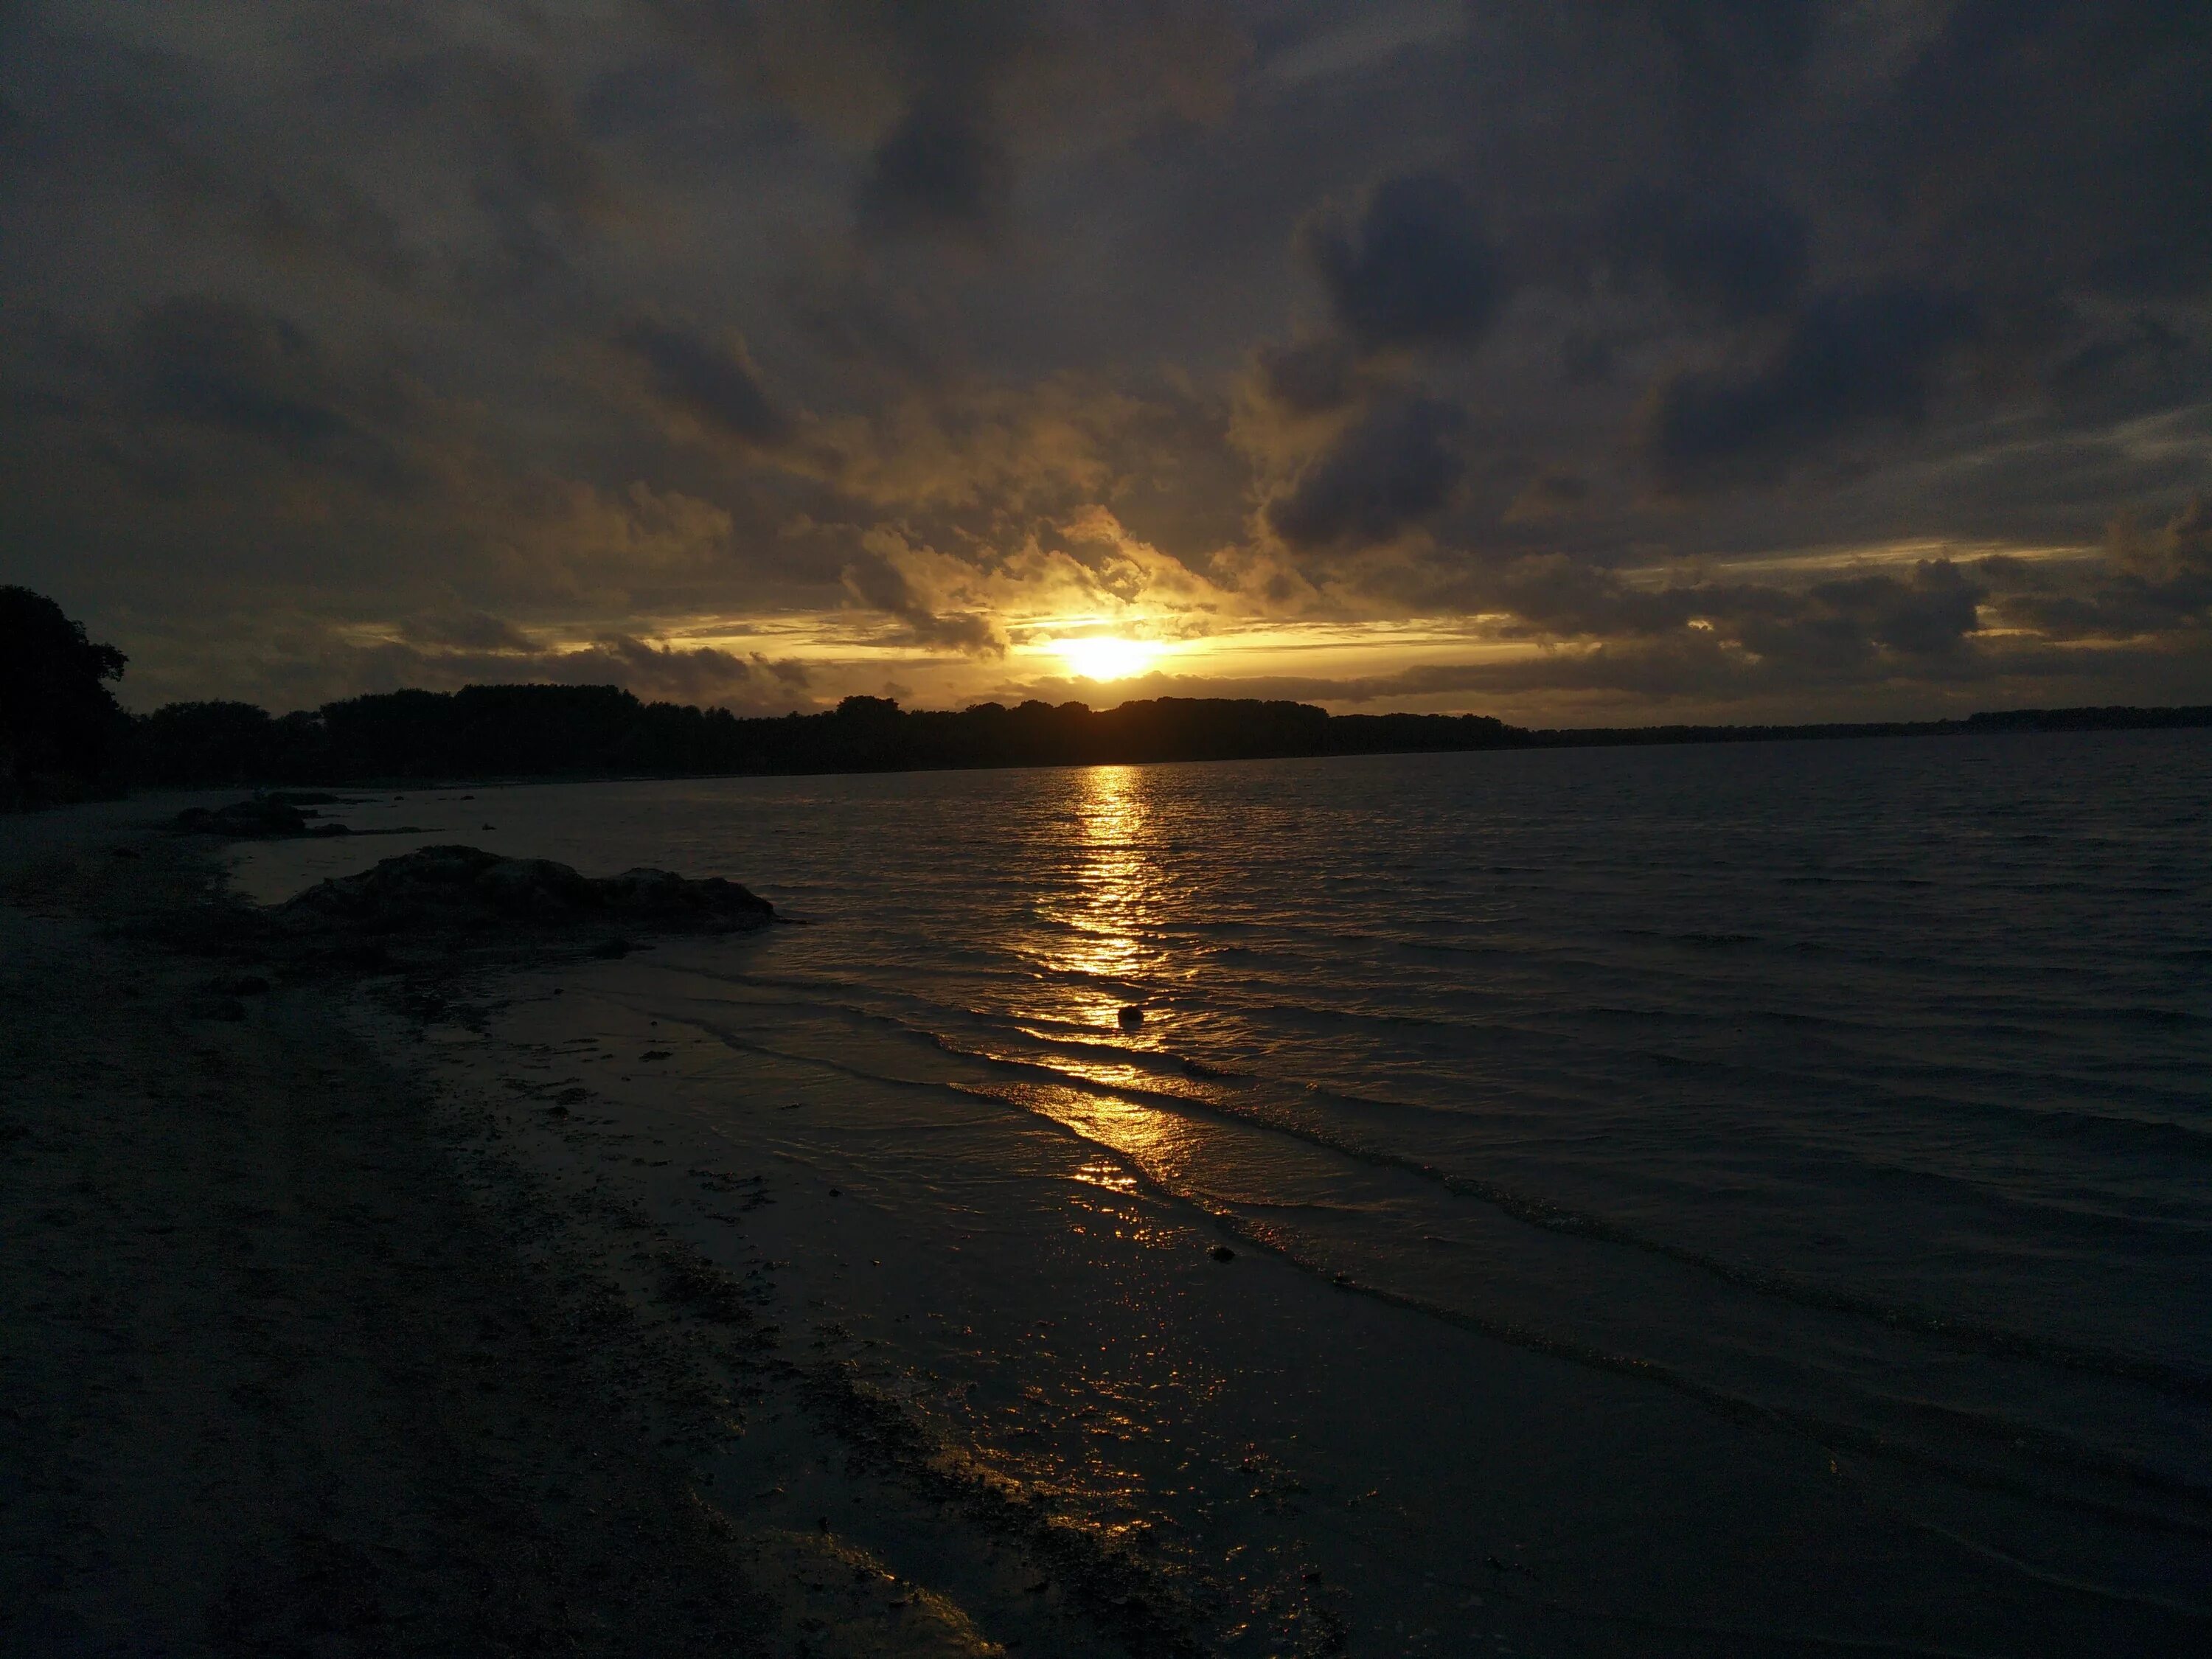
[12,787,2209,1655]
[0,811,1175,1657]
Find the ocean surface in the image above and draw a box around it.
[237,730,2212,1653]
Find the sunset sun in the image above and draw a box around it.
[1056,635,1161,681]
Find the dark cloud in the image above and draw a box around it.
[1252,335,1360,414]
[1633,0,1822,161]
[1402,552,1989,690]
[1602,180,1808,321]
[242,179,420,292]
[135,298,348,448]
[1745,559,1987,669]
[1873,2,2212,300]
[841,546,1007,655]
[117,296,421,490]
[546,633,808,706]
[1992,495,2212,640]
[1301,174,1503,352]
[307,629,812,712]
[467,57,613,228]
[2045,313,2196,408]
[1504,470,1592,522]
[1266,394,1466,548]
[858,91,1015,243]
[621,319,789,448]
[664,1,1243,246]
[1641,286,1978,493]
[397,611,538,653]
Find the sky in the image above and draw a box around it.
[3,1,2209,726]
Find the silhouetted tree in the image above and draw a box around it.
[133,700,282,787]
[0,585,131,807]
[103,675,2212,791]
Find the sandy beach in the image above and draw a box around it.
[0,806,1174,1658]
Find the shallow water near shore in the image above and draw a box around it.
[236,730,2212,1652]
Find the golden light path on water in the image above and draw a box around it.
[997,765,1215,1192]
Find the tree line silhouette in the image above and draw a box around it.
[129,685,1522,785]
[5,586,2208,804]
[120,684,2212,789]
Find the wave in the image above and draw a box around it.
[653,987,2212,1409]
[1200,1215,2212,1545]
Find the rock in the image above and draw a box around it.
[174,797,310,838]
[602,866,778,928]
[276,844,774,939]
[1117,1005,1146,1030]
[173,796,352,840]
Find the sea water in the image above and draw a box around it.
[236,729,2212,1652]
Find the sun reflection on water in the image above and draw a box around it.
[992,765,1218,1186]
[1040,765,1157,1002]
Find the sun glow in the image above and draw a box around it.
[1056,634,1161,681]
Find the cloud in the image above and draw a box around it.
[1601,180,1808,321]
[620,318,790,450]
[1393,551,1993,695]
[540,633,809,705]
[1872,2,2212,301]
[1503,469,1592,522]
[134,297,351,450]
[858,91,1015,243]
[1641,286,1978,493]
[1251,335,1361,415]
[396,610,538,652]
[1266,394,1466,548]
[1990,493,2212,639]
[1744,558,1987,669]
[663,0,1246,245]
[265,625,811,714]
[96,295,438,494]
[1633,0,1823,161]
[841,533,1009,655]
[1301,173,1503,352]
[6,3,2212,722]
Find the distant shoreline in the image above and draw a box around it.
[1516,701,2212,749]
[120,689,2212,794]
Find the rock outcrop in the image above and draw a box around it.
[277,844,774,936]
[173,797,350,839]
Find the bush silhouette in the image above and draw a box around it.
[1,585,131,807]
